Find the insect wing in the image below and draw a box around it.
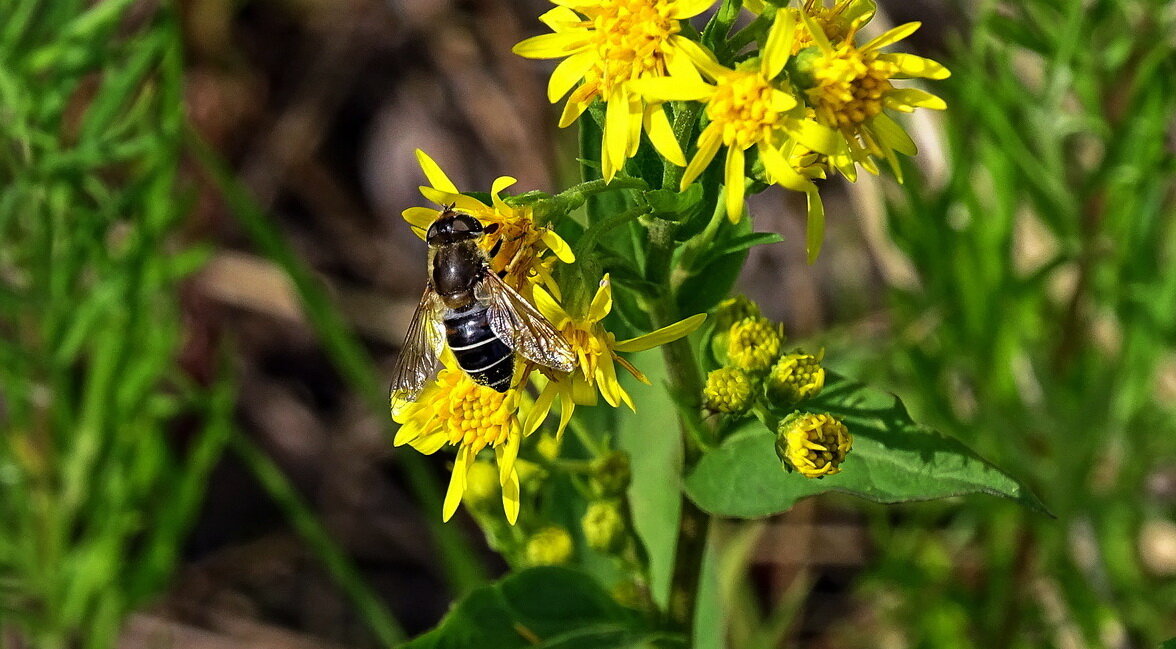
[480,273,575,374]
[389,287,446,404]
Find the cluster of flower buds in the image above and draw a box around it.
[701,296,850,478]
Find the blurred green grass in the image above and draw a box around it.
[849,1,1176,646]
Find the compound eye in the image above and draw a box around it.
[426,222,440,240]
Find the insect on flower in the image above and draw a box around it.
[389,209,577,404]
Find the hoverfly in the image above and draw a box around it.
[389,208,576,403]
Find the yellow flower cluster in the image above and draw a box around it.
[516,0,948,259]
[394,152,705,525]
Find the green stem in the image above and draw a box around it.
[645,180,712,640]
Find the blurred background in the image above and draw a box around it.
[1,0,1175,647]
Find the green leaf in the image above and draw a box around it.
[646,184,703,222]
[684,372,1049,518]
[403,567,667,649]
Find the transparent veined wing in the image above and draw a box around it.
[479,272,575,374]
[389,287,446,404]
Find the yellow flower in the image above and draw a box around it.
[725,316,782,373]
[775,411,852,478]
[796,11,949,182]
[525,275,706,437]
[512,0,716,181]
[392,359,532,525]
[631,12,842,233]
[702,367,754,414]
[402,149,575,296]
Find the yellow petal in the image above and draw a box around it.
[415,149,460,193]
[393,422,420,446]
[644,104,686,167]
[419,186,487,212]
[724,145,746,222]
[595,355,623,408]
[761,9,795,78]
[861,22,920,53]
[869,113,917,156]
[555,386,577,439]
[669,0,716,19]
[629,76,714,102]
[680,122,723,189]
[541,229,576,263]
[604,87,631,180]
[490,176,518,213]
[626,90,643,158]
[411,431,449,455]
[442,446,472,522]
[669,35,728,80]
[558,96,592,128]
[588,275,613,322]
[532,284,571,326]
[664,46,703,83]
[758,143,814,192]
[525,381,560,435]
[538,5,581,30]
[512,32,592,59]
[885,88,947,111]
[500,467,520,525]
[496,430,520,486]
[786,117,843,156]
[548,51,595,102]
[769,88,798,112]
[614,313,706,352]
[402,207,438,239]
[878,52,950,80]
[804,188,825,264]
[743,0,765,13]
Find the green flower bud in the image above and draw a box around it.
[590,451,631,497]
[726,316,782,373]
[767,350,826,405]
[714,296,762,333]
[581,500,626,553]
[702,367,754,414]
[535,434,561,461]
[775,412,852,478]
[524,525,575,566]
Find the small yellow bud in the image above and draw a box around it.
[462,461,501,511]
[767,350,826,405]
[590,451,631,497]
[702,367,754,414]
[524,525,575,566]
[726,316,782,373]
[581,500,626,553]
[775,412,852,478]
[535,434,561,461]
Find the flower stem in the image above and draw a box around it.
[645,205,712,641]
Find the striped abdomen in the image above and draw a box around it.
[443,303,513,392]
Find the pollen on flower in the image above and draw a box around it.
[703,367,754,414]
[587,0,681,99]
[707,70,782,148]
[725,316,783,373]
[805,41,898,129]
[775,412,852,478]
[768,350,826,404]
